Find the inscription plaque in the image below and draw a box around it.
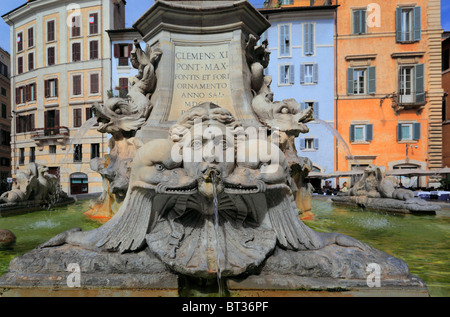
[168,44,234,120]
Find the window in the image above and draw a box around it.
[17,32,23,52]
[118,77,129,94]
[279,64,294,85]
[73,108,82,128]
[398,64,425,104]
[45,78,58,98]
[0,63,8,78]
[47,20,55,42]
[16,86,25,104]
[72,75,82,96]
[443,49,450,72]
[1,87,6,97]
[17,56,23,74]
[1,104,6,119]
[26,83,36,102]
[47,46,55,66]
[397,123,421,141]
[73,144,82,162]
[28,27,34,48]
[114,44,133,66]
[89,13,99,35]
[350,124,373,142]
[279,24,290,57]
[396,7,421,42]
[281,0,294,4]
[1,130,10,146]
[19,148,24,165]
[71,15,81,37]
[49,145,57,154]
[90,73,99,94]
[353,9,367,35]
[89,40,99,60]
[91,143,100,159]
[303,23,315,56]
[44,110,60,135]
[72,42,81,62]
[300,64,318,84]
[28,52,34,71]
[299,138,319,151]
[30,147,35,163]
[347,66,376,95]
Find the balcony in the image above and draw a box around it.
[391,92,427,113]
[31,126,70,150]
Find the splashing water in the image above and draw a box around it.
[210,172,224,296]
[61,117,99,168]
[314,118,359,167]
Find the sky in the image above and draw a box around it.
[0,0,448,53]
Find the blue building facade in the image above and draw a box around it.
[259,6,337,187]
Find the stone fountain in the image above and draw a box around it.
[0,1,428,296]
[331,164,441,215]
[0,162,73,217]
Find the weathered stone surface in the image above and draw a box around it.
[0,229,16,247]
[0,244,178,289]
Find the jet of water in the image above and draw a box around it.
[313,118,359,167]
[210,172,224,297]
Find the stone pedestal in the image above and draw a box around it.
[133,0,269,143]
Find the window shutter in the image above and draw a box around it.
[25,85,29,102]
[347,68,354,95]
[280,25,284,55]
[313,138,319,150]
[366,124,373,141]
[30,114,35,131]
[304,24,313,55]
[350,124,355,142]
[368,66,376,94]
[413,122,421,140]
[413,7,421,42]
[309,24,314,55]
[127,44,134,57]
[313,102,319,119]
[396,7,402,42]
[15,87,19,104]
[280,65,286,84]
[415,63,425,104]
[299,138,306,150]
[54,79,59,97]
[44,111,48,131]
[114,44,119,58]
[44,80,49,98]
[313,63,318,83]
[55,110,60,127]
[353,10,361,34]
[397,123,402,141]
[300,64,305,84]
[289,65,295,84]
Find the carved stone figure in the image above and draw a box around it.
[39,103,369,278]
[0,163,67,205]
[86,40,162,220]
[333,164,440,214]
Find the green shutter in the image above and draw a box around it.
[368,66,376,94]
[415,63,425,104]
[300,64,305,84]
[313,102,319,119]
[350,124,355,142]
[313,63,318,83]
[300,138,306,150]
[366,124,373,142]
[413,122,421,140]
[397,123,402,141]
[353,10,360,34]
[396,7,402,42]
[413,6,421,42]
[347,68,354,95]
[289,65,295,84]
[313,138,319,150]
[304,24,310,55]
[280,65,286,84]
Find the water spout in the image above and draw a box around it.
[314,118,359,167]
[210,171,224,296]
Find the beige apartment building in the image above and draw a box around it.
[0,47,11,194]
[2,0,126,195]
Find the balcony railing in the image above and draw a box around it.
[31,126,70,138]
